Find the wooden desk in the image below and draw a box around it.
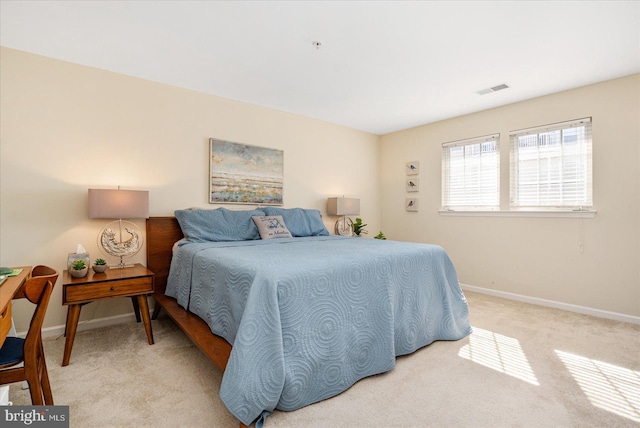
[0,266,32,348]
[61,263,154,366]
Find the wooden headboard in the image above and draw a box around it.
[146,217,183,295]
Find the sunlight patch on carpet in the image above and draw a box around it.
[556,350,640,423]
[458,326,539,385]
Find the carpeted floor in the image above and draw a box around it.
[8,291,640,427]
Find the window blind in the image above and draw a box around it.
[442,134,500,210]
[510,118,592,209]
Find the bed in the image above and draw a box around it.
[146,208,471,427]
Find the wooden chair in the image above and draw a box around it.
[0,265,58,405]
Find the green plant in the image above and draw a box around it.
[373,231,387,240]
[94,258,107,266]
[71,259,87,270]
[352,217,368,236]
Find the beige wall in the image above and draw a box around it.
[2,46,638,333]
[380,74,640,318]
[0,47,380,331]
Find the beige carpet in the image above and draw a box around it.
[9,292,640,427]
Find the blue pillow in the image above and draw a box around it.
[175,208,265,242]
[261,208,329,237]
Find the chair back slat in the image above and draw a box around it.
[22,266,58,355]
[23,280,54,356]
[31,265,57,279]
[23,266,58,304]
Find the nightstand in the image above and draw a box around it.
[61,263,154,366]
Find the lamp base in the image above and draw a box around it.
[107,255,136,269]
[98,220,143,268]
[335,217,354,236]
[109,264,136,269]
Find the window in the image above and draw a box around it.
[510,118,592,210]
[442,134,499,210]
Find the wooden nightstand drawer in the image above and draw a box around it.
[64,276,153,304]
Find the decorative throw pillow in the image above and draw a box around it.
[261,207,329,237]
[252,216,293,239]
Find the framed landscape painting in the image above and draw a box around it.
[210,139,284,205]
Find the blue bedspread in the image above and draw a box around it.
[166,236,471,426]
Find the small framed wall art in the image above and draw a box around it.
[406,178,419,192]
[406,161,419,176]
[406,198,419,212]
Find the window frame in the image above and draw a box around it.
[509,117,593,211]
[441,133,500,211]
[438,117,596,218]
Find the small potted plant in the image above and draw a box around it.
[70,259,88,278]
[374,231,387,240]
[352,218,368,237]
[93,258,108,273]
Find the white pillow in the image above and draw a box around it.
[252,216,293,239]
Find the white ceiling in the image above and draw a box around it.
[1,1,639,135]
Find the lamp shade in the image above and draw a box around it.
[88,189,149,219]
[327,197,360,216]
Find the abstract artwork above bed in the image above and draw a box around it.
[209,138,283,205]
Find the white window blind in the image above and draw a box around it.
[442,134,500,210]
[510,118,592,209]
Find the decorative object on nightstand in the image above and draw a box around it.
[374,231,387,240]
[92,258,107,273]
[352,218,367,237]
[61,263,155,366]
[327,197,360,236]
[88,187,149,269]
[66,244,90,271]
[69,260,88,278]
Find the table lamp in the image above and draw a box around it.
[327,197,360,236]
[88,188,149,268]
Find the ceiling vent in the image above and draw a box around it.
[477,83,510,95]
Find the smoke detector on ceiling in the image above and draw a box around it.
[477,83,509,95]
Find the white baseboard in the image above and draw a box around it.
[461,283,640,325]
[38,311,147,339]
